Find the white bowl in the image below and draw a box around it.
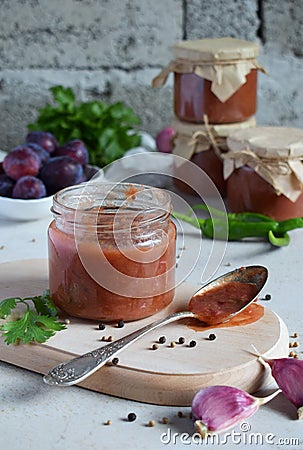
[0,194,53,221]
[0,164,105,222]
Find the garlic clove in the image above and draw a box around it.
[192,385,281,437]
[252,344,303,420]
[266,358,303,419]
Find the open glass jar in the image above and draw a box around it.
[153,37,264,124]
[224,127,303,220]
[48,183,176,322]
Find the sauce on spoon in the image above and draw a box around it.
[187,303,264,332]
[188,280,260,325]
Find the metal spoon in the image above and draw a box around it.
[43,265,267,386]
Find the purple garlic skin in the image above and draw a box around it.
[192,385,281,437]
[192,386,259,436]
[267,358,303,419]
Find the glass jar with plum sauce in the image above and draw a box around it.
[224,127,303,220]
[48,182,176,322]
[153,37,264,124]
[172,116,256,197]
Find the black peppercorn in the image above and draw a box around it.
[265,294,271,300]
[208,333,216,341]
[159,336,166,344]
[98,323,106,330]
[127,412,137,422]
[178,337,185,344]
[117,320,125,328]
[112,357,119,365]
[189,340,197,347]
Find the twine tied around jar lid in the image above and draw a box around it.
[171,116,256,163]
[189,115,232,159]
[224,126,303,202]
[152,37,266,102]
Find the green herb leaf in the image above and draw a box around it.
[51,85,75,110]
[0,311,65,345]
[0,297,17,319]
[31,290,58,317]
[0,291,66,345]
[28,85,142,167]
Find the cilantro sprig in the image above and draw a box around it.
[0,290,66,345]
[28,85,142,167]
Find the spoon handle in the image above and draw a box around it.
[43,310,195,386]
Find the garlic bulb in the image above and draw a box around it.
[192,385,281,437]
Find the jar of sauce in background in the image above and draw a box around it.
[174,69,257,124]
[48,183,176,322]
[224,127,303,220]
[226,166,303,221]
[172,117,256,198]
[152,37,264,124]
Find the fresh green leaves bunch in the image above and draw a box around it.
[0,290,66,345]
[28,85,142,167]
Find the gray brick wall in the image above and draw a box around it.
[186,0,260,41]
[0,0,302,151]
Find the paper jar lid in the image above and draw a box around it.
[172,37,260,62]
[224,126,303,202]
[227,126,303,157]
[152,37,263,102]
[172,116,256,161]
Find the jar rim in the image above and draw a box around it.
[52,182,172,230]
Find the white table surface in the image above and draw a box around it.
[0,208,303,450]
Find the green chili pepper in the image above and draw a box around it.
[268,230,290,247]
[226,211,277,224]
[173,206,303,247]
[275,217,303,234]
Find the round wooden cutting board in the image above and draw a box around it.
[0,259,289,406]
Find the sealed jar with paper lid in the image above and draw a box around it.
[172,116,256,197]
[48,183,176,322]
[153,37,264,124]
[224,127,303,220]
